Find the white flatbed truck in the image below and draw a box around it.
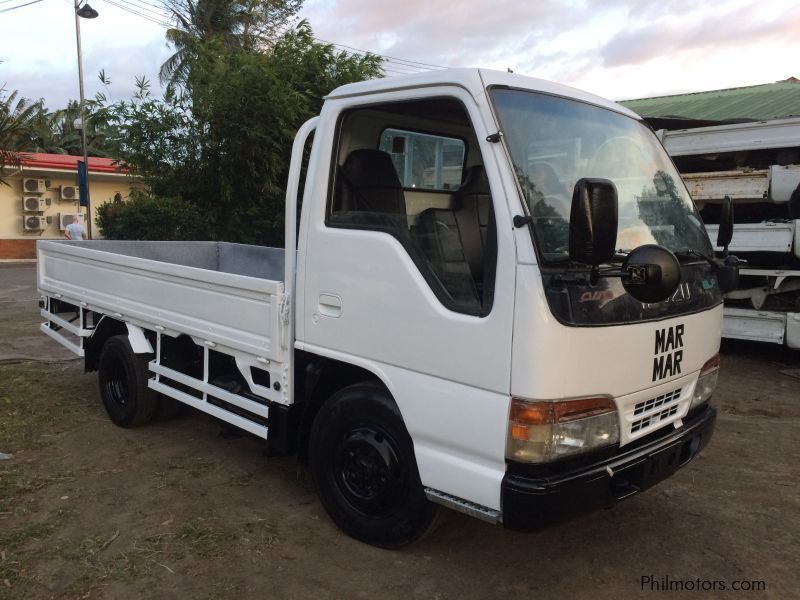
[658,117,800,347]
[38,69,732,548]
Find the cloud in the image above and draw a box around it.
[5,0,800,109]
[302,0,567,69]
[300,0,800,98]
[2,36,170,109]
[600,1,800,67]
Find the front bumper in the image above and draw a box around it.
[501,403,716,531]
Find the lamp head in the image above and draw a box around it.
[76,3,99,18]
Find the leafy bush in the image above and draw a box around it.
[96,192,207,240]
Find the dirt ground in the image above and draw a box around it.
[1,262,799,599]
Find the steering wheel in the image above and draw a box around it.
[590,136,649,176]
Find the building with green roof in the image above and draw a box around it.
[620,77,800,122]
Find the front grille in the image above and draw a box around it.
[631,405,679,433]
[633,388,682,416]
[631,387,682,433]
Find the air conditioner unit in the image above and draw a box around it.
[59,212,85,231]
[23,196,47,212]
[23,178,47,194]
[61,185,78,200]
[23,215,48,231]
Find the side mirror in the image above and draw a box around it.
[716,195,734,254]
[569,178,618,266]
[621,245,681,303]
[717,256,740,293]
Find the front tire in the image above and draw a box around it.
[97,335,157,427]
[309,383,438,548]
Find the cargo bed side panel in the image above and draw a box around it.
[37,241,285,361]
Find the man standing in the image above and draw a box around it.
[64,215,86,240]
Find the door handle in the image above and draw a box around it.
[318,293,342,318]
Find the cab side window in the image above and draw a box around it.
[327,98,497,317]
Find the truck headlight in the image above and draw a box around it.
[506,396,619,463]
[690,353,719,410]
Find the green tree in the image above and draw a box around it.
[96,191,205,240]
[101,20,382,244]
[2,71,117,158]
[25,99,115,157]
[159,0,301,94]
[0,88,42,185]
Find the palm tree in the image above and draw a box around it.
[159,0,301,94]
[0,89,41,185]
[159,0,247,94]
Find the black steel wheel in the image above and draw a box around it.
[97,335,157,427]
[309,382,438,548]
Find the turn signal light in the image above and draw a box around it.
[507,396,619,463]
[700,353,720,376]
[691,353,720,410]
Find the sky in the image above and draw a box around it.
[1,0,799,110]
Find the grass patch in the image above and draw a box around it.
[0,508,73,596]
[228,471,255,487]
[168,456,217,478]
[153,456,219,490]
[0,363,90,453]
[57,519,228,594]
[178,518,223,558]
[0,465,76,514]
[108,534,171,580]
[2,519,59,552]
[0,466,27,513]
[56,532,173,596]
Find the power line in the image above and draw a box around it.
[0,0,44,12]
[314,37,447,71]
[100,0,170,26]
[116,0,171,20]
[108,0,171,23]
[57,1,448,78]
[381,65,422,75]
[128,0,170,12]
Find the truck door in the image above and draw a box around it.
[299,90,515,394]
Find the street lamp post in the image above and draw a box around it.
[74,1,98,239]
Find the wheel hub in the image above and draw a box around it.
[103,359,129,406]
[336,428,404,514]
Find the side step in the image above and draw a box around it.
[424,488,502,524]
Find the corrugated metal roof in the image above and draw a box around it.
[620,78,800,121]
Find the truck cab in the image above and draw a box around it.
[37,69,726,548]
[293,69,722,539]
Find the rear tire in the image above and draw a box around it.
[309,382,438,548]
[97,335,157,427]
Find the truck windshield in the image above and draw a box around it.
[489,88,713,263]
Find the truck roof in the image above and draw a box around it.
[326,68,639,120]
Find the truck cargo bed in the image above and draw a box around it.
[37,240,287,361]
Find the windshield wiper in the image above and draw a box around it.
[674,250,746,270]
[673,250,710,264]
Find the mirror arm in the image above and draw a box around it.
[551,266,635,288]
[593,267,625,280]
[550,272,590,288]
[685,250,744,271]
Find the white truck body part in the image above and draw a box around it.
[705,221,800,258]
[38,69,724,545]
[125,323,154,354]
[658,116,800,156]
[660,117,800,348]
